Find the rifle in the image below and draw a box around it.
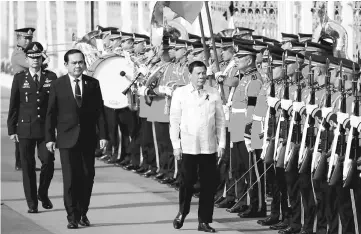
[328,60,347,186]
[275,52,289,168]
[285,56,302,172]
[312,58,332,179]
[299,57,316,176]
[263,52,277,165]
[343,63,360,188]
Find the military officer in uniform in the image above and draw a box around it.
[10,27,36,171]
[7,42,57,213]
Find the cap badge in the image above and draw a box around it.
[32,44,38,52]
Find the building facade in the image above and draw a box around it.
[1,1,361,71]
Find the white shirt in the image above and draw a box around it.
[29,69,41,81]
[169,83,226,155]
[68,74,83,98]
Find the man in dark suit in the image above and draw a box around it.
[7,42,57,213]
[45,49,108,229]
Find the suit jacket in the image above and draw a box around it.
[45,74,108,149]
[7,69,57,139]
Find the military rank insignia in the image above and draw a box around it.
[22,80,30,88]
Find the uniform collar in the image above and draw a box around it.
[244,67,258,76]
[29,69,41,79]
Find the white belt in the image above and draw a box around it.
[232,108,246,113]
[253,114,265,122]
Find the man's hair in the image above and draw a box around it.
[188,60,206,73]
[64,49,85,63]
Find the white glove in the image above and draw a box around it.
[226,101,232,107]
[349,115,361,128]
[245,140,253,153]
[281,99,293,111]
[138,65,148,76]
[306,104,318,115]
[267,96,280,108]
[337,112,349,125]
[206,66,213,76]
[137,86,146,96]
[322,107,334,118]
[293,101,305,112]
[164,86,173,96]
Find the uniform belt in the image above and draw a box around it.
[232,108,246,113]
[253,114,265,122]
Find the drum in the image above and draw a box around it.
[86,54,135,109]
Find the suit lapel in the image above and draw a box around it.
[80,76,89,107]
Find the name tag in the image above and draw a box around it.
[43,84,51,87]
[22,85,30,88]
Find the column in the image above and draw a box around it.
[138,1,144,33]
[9,1,14,57]
[17,1,25,28]
[36,1,46,45]
[45,1,54,69]
[98,1,108,27]
[277,1,294,40]
[121,1,132,32]
[327,2,335,21]
[76,1,86,38]
[56,1,66,69]
[300,1,313,33]
[341,1,354,60]
[1,1,9,58]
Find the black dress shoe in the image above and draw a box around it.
[123,164,135,170]
[215,199,235,208]
[257,215,279,226]
[278,226,301,234]
[38,195,53,209]
[298,230,312,234]
[226,204,248,213]
[270,221,289,230]
[67,221,78,229]
[238,207,266,218]
[27,208,38,214]
[115,160,129,167]
[198,223,216,233]
[143,169,156,177]
[106,157,120,164]
[173,212,186,229]
[160,177,175,184]
[135,167,146,174]
[79,215,90,226]
[153,172,164,180]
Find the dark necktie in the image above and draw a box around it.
[34,74,39,88]
[74,79,82,107]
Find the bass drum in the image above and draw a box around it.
[86,54,135,109]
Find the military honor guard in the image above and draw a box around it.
[7,42,57,213]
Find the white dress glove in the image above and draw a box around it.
[337,112,349,125]
[349,115,361,128]
[137,86,147,96]
[306,104,318,115]
[293,101,305,113]
[206,66,213,76]
[281,99,293,111]
[267,96,280,108]
[138,65,148,76]
[322,107,334,118]
[223,105,230,121]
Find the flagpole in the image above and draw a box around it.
[198,12,212,86]
[204,1,225,103]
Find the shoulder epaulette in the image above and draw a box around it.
[15,70,25,75]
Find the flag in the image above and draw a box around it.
[165,1,203,24]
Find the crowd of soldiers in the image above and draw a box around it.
[10,25,361,234]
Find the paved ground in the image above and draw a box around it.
[1,78,278,234]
